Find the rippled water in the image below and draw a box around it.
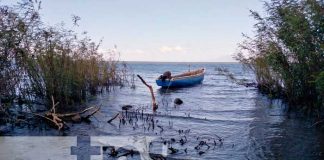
[4,62,324,159]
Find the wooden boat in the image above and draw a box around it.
[156,68,205,87]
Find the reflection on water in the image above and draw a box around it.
[2,62,323,159]
[248,97,324,159]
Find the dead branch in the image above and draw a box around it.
[34,96,100,130]
[108,113,120,123]
[55,106,96,117]
[43,96,64,130]
[137,75,158,111]
[50,96,59,113]
[83,107,101,119]
[33,113,64,130]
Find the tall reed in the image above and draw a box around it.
[0,1,126,112]
[235,0,324,113]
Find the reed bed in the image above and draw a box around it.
[235,0,324,113]
[0,1,127,115]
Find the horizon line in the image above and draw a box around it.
[119,60,239,63]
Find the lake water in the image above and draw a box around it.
[3,62,323,159]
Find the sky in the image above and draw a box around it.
[2,0,264,62]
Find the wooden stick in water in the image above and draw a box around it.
[107,113,120,123]
[137,75,158,111]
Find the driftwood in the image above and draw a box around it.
[43,96,64,130]
[83,107,101,119]
[137,75,158,111]
[107,113,120,123]
[54,106,97,117]
[33,112,64,130]
[34,96,100,130]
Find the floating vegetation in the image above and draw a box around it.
[106,105,224,158]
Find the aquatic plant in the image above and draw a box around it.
[215,67,256,87]
[235,0,324,113]
[106,105,223,158]
[0,1,126,113]
[315,71,324,107]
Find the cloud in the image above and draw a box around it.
[159,46,185,53]
[133,49,145,54]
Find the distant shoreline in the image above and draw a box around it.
[121,61,239,64]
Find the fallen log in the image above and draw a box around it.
[137,75,158,111]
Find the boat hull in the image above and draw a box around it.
[156,74,204,88]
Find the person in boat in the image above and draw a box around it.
[159,68,205,81]
[159,71,172,81]
[156,68,205,87]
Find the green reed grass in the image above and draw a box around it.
[0,1,126,113]
[235,0,324,113]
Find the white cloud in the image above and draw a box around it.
[159,46,172,52]
[159,46,185,53]
[123,49,145,54]
[133,49,145,54]
[174,46,184,51]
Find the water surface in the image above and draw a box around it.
[4,62,324,159]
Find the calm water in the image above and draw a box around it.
[4,62,324,159]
